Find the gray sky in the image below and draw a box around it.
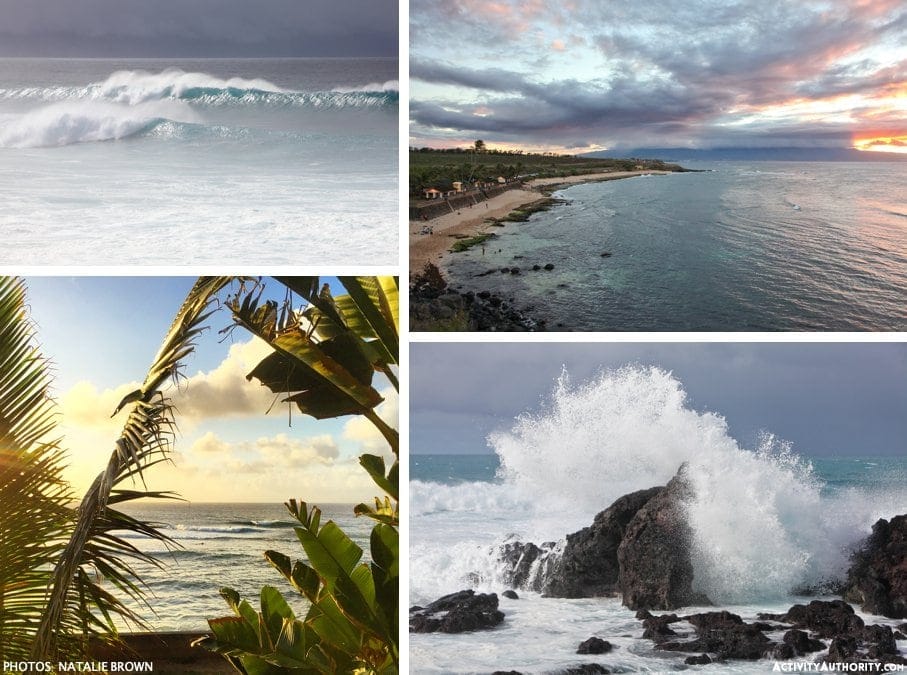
[0,0,398,57]
[410,0,907,153]
[410,343,907,458]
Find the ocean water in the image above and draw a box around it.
[446,161,907,331]
[410,367,907,673]
[112,502,370,632]
[0,58,398,265]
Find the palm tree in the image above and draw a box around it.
[1,275,398,668]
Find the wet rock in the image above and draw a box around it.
[502,590,519,600]
[843,515,907,619]
[684,654,712,665]
[497,540,558,592]
[532,264,541,271]
[782,629,825,654]
[510,267,521,274]
[577,637,612,654]
[772,643,796,659]
[618,464,711,610]
[409,590,504,633]
[658,623,771,660]
[558,666,609,675]
[685,611,744,630]
[600,252,612,258]
[544,263,555,270]
[640,613,681,641]
[780,600,864,638]
[544,487,662,598]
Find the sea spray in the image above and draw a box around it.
[412,366,907,606]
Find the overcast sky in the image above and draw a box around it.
[25,277,396,503]
[0,0,398,57]
[410,342,907,458]
[410,0,907,153]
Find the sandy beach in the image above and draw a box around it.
[409,171,668,275]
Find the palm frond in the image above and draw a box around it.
[0,277,75,662]
[31,276,233,660]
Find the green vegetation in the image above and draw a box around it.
[0,275,399,674]
[498,198,563,223]
[198,278,400,674]
[410,146,681,197]
[450,233,495,252]
[1,276,233,663]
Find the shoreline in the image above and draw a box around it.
[408,170,670,277]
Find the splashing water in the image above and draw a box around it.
[413,366,907,605]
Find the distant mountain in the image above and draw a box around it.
[582,147,907,162]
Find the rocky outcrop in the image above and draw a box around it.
[576,637,612,654]
[497,540,558,592]
[543,487,662,598]
[409,590,504,633]
[658,622,772,660]
[618,465,711,610]
[843,515,907,619]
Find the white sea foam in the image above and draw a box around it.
[411,366,907,606]
[0,99,199,148]
[333,79,399,93]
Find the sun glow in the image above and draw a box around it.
[853,135,907,154]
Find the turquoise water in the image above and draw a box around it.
[0,57,398,265]
[446,161,907,330]
[414,452,907,494]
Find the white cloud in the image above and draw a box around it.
[171,338,275,422]
[342,387,398,461]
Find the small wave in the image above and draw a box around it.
[227,519,295,529]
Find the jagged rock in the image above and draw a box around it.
[685,611,744,630]
[773,643,796,659]
[780,600,864,638]
[497,540,558,592]
[544,487,662,598]
[577,637,612,654]
[658,623,771,660]
[558,666,609,675]
[409,590,504,633]
[782,629,825,654]
[843,515,907,619]
[684,654,712,665]
[638,612,681,641]
[502,590,519,599]
[618,465,711,610]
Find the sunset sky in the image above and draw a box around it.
[410,0,907,154]
[25,277,397,504]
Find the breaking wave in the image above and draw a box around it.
[0,69,398,108]
[411,366,907,604]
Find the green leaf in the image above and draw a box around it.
[359,455,398,500]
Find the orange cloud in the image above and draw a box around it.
[853,135,907,153]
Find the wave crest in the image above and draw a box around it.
[0,70,398,109]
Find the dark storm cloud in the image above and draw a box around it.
[410,0,906,148]
[0,0,398,57]
[410,343,907,457]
